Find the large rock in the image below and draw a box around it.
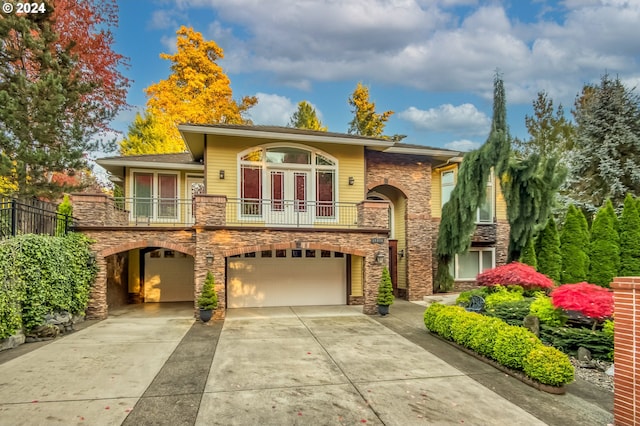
[523,315,540,337]
[577,347,596,368]
[0,331,26,352]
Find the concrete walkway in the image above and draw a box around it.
[0,301,613,425]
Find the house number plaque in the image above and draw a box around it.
[370,238,385,244]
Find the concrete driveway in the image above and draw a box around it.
[0,302,613,425]
[196,305,545,426]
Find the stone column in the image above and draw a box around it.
[357,200,390,229]
[194,195,227,226]
[611,277,640,425]
[86,255,108,319]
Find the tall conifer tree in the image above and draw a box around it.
[619,194,640,276]
[589,200,620,287]
[536,217,561,282]
[560,204,590,283]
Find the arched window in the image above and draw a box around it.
[238,144,338,220]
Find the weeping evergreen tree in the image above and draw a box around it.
[619,194,640,276]
[434,74,565,291]
[589,200,619,287]
[519,237,537,269]
[536,217,561,282]
[560,204,590,283]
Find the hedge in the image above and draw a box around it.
[0,233,97,338]
[424,303,574,386]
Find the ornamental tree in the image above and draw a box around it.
[588,200,619,287]
[476,262,554,291]
[560,204,590,283]
[619,193,640,276]
[347,82,393,137]
[551,282,613,327]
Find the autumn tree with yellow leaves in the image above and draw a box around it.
[143,26,258,151]
[119,111,181,155]
[347,82,393,138]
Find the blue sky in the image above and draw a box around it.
[109,0,640,152]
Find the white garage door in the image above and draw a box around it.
[145,249,194,302]
[227,249,347,308]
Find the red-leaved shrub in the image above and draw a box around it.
[476,262,555,290]
[550,282,613,319]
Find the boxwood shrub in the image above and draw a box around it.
[492,326,540,370]
[523,346,575,386]
[424,303,574,387]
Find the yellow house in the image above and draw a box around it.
[78,124,508,319]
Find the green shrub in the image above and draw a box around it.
[493,326,541,369]
[485,285,524,308]
[0,233,96,335]
[424,303,447,331]
[537,217,562,283]
[56,194,73,236]
[589,200,619,287]
[376,267,394,306]
[540,324,613,361]
[529,293,567,327]
[523,346,575,386]
[602,319,614,338]
[467,316,504,357]
[485,299,533,325]
[450,311,483,346]
[431,306,466,340]
[424,305,574,386]
[197,271,218,310]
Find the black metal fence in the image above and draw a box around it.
[0,198,75,239]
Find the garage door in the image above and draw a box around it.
[144,249,194,302]
[227,249,347,308]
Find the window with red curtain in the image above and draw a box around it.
[158,174,177,218]
[242,166,262,215]
[271,171,283,211]
[316,170,334,217]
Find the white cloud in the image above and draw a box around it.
[170,0,640,106]
[148,10,180,30]
[159,35,178,54]
[398,104,490,136]
[445,139,482,152]
[246,93,298,126]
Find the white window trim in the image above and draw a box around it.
[237,143,339,223]
[476,173,495,224]
[441,169,455,208]
[129,169,180,221]
[452,247,495,280]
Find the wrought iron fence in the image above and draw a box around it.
[0,198,74,239]
[225,198,359,228]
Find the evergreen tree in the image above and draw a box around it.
[289,101,327,131]
[0,10,107,198]
[347,82,393,137]
[565,74,640,211]
[560,204,590,283]
[589,200,620,287]
[519,237,538,270]
[513,91,575,159]
[536,217,562,282]
[619,194,640,276]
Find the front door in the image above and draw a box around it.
[267,169,312,226]
[389,239,398,296]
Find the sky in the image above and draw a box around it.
[109,0,640,152]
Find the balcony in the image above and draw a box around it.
[71,193,389,230]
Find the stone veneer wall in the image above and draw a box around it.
[365,150,433,300]
[611,277,639,426]
[194,228,389,320]
[78,229,196,319]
